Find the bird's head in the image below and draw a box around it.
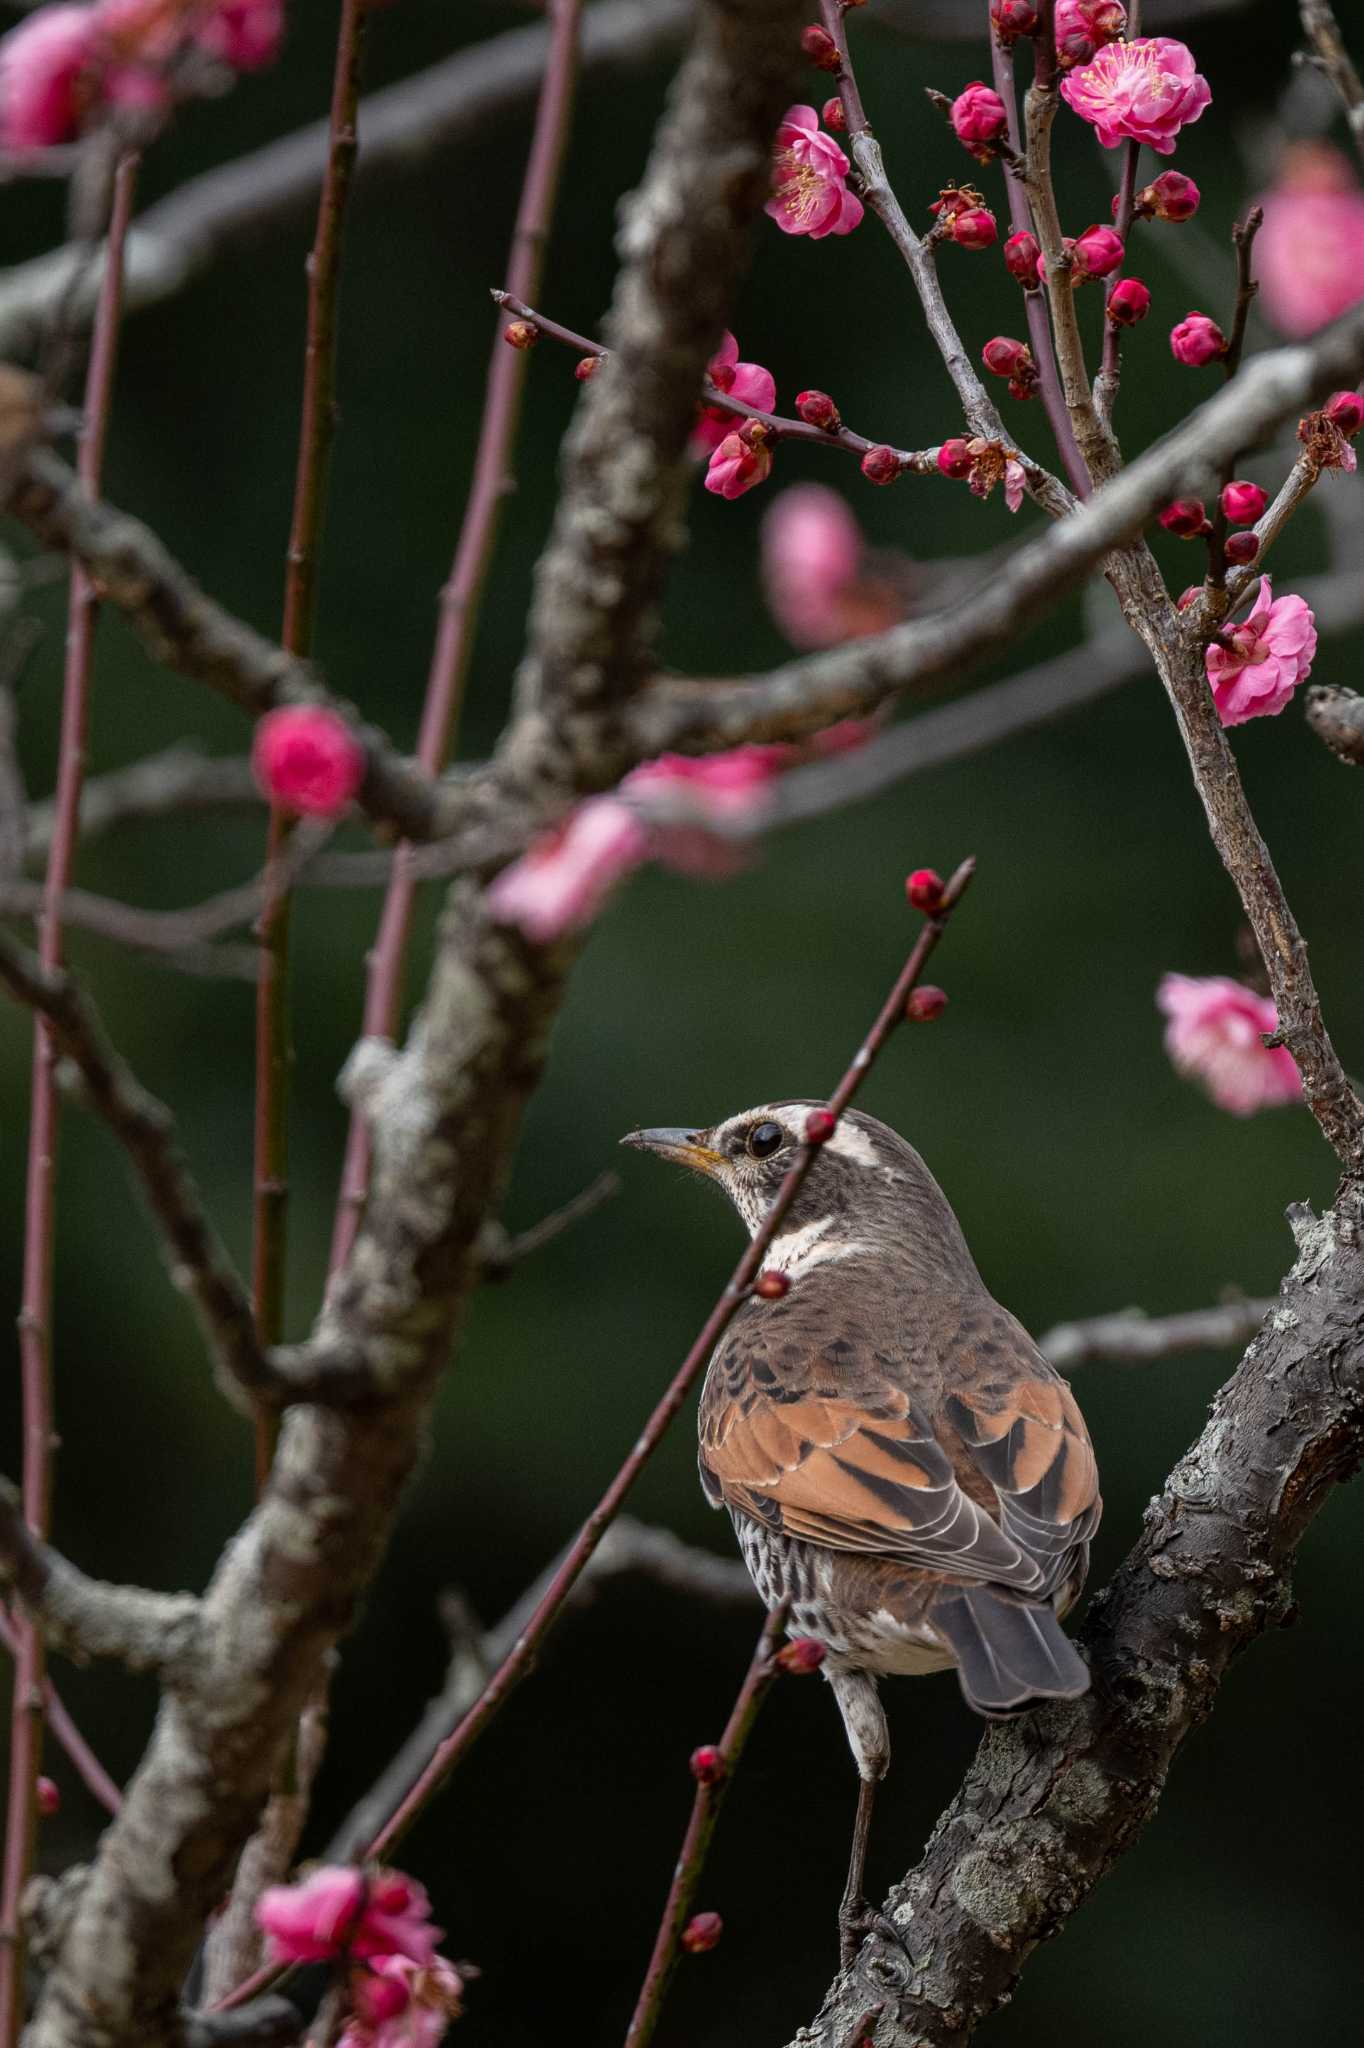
[621,1102,977,1280]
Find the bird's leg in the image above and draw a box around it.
[838,1775,884,1968]
[826,1666,908,1969]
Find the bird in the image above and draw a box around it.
[622,1102,1101,1964]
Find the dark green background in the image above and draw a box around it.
[2,4,1361,2043]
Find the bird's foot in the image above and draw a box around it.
[838,1893,909,1972]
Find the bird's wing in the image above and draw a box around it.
[699,1309,1094,1595]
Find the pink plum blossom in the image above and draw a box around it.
[1157,975,1302,1116]
[691,332,775,454]
[485,798,648,942]
[0,5,101,148]
[199,0,283,70]
[1204,578,1317,728]
[623,748,787,874]
[341,1955,468,2048]
[766,105,864,239]
[256,1869,442,1967]
[703,423,773,499]
[1254,143,1364,339]
[1169,312,1225,366]
[950,81,1007,154]
[761,484,905,648]
[1060,37,1211,154]
[1071,223,1125,278]
[252,705,366,816]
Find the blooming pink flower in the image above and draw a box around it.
[1254,143,1364,339]
[950,80,1007,154]
[1071,223,1125,278]
[0,5,100,148]
[1169,312,1226,366]
[341,1955,467,2048]
[623,748,786,873]
[252,706,365,817]
[485,798,648,942]
[761,484,903,648]
[1205,579,1316,727]
[1157,975,1301,1116]
[1060,37,1210,154]
[766,105,864,239]
[692,332,776,454]
[703,423,773,500]
[256,1869,442,1968]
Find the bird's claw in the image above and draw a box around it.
[838,1894,910,1971]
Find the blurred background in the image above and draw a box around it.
[2,2,1363,2043]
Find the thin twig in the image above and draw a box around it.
[330,0,585,1272]
[1300,0,1364,168]
[478,1168,621,1279]
[24,746,259,863]
[0,148,137,2045]
[352,863,975,1864]
[1040,1296,1275,1370]
[1204,207,1264,591]
[1094,139,1141,423]
[0,1607,122,1816]
[623,1603,791,2048]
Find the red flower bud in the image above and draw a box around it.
[822,95,846,131]
[35,1777,60,1818]
[681,1912,724,1954]
[1223,530,1260,566]
[804,1108,837,1145]
[952,205,997,249]
[754,1270,790,1300]
[777,1636,828,1673]
[689,1744,726,1785]
[503,319,538,350]
[950,82,1008,152]
[1003,229,1042,286]
[575,354,604,381]
[981,336,1031,379]
[1176,585,1202,610]
[860,444,901,485]
[796,389,842,432]
[1106,277,1151,326]
[1169,313,1226,367]
[1220,479,1268,525]
[991,0,1039,38]
[800,23,841,71]
[906,985,948,1022]
[906,867,944,912]
[1324,389,1364,436]
[1138,170,1201,223]
[1158,498,1208,538]
[937,436,973,478]
[1071,223,1124,279]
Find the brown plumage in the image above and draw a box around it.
[623,1102,1101,1961]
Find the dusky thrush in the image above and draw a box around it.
[623,1102,1100,1963]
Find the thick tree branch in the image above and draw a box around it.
[1305,682,1364,765]
[0,1481,201,1678]
[790,1193,1364,2047]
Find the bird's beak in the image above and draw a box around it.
[620,1125,727,1177]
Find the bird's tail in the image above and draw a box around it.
[929,1587,1089,1717]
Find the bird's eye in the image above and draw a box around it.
[747,1121,784,1159]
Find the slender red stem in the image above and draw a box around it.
[0,1612,121,1818]
[253,0,369,1456]
[623,1605,791,2048]
[0,149,138,2048]
[328,0,584,1274]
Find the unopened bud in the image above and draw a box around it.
[937,436,972,478]
[1071,223,1124,279]
[1138,170,1201,223]
[1003,229,1041,286]
[681,1912,724,1954]
[1106,277,1151,326]
[689,1745,726,1785]
[906,985,948,1022]
[503,319,538,350]
[860,443,901,485]
[754,1270,790,1300]
[1223,530,1260,566]
[804,1108,837,1145]
[951,206,997,250]
[1169,313,1226,367]
[796,389,841,432]
[991,0,1039,38]
[1220,479,1267,525]
[777,1636,827,1673]
[822,95,846,130]
[906,866,944,913]
[1324,389,1364,436]
[575,354,604,381]
[982,336,1031,380]
[1158,499,1208,538]
[35,1777,60,1818]
[800,23,841,71]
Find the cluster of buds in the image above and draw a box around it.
[1169,312,1227,366]
[1298,388,1364,474]
[796,388,841,433]
[981,335,1038,401]
[1054,0,1126,68]
[937,434,1027,511]
[990,0,1039,40]
[1132,170,1201,224]
[799,22,840,72]
[949,80,1008,161]
[1004,229,1041,287]
[928,184,997,249]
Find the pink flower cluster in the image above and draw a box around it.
[1157,975,1301,1116]
[1204,578,1317,729]
[1060,37,1210,154]
[693,331,778,501]
[0,0,282,148]
[257,1867,468,2048]
[1254,143,1364,339]
[766,105,863,239]
[761,485,905,648]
